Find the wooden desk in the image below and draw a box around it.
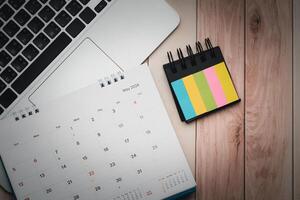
[148,0,299,199]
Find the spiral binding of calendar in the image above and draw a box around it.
[98,71,125,88]
[12,72,125,122]
[13,106,40,121]
[167,38,217,72]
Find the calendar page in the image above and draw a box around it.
[0,66,196,200]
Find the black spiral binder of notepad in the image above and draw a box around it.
[163,38,240,122]
[165,38,225,81]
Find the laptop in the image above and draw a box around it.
[0,0,179,118]
[0,0,180,191]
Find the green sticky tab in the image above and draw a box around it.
[193,71,217,111]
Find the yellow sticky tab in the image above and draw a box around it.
[214,62,239,103]
[182,75,207,115]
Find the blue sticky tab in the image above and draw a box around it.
[171,79,196,120]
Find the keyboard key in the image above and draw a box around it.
[6,39,22,56]
[14,9,31,26]
[0,19,3,27]
[38,6,55,23]
[11,55,28,72]
[22,44,39,61]
[8,0,25,10]
[28,17,44,33]
[66,0,83,16]
[44,21,61,38]
[17,28,34,45]
[0,51,12,68]
[3,20,20,37]
[49,0,66,11]
[0,79,5,93]
[94,0,107,13]
[12,33,72,94]
[0,88,17,108]
[33,33,50,50]
[66,18,85,38]
[79,7,96,24]
[0,31,9,48]
[25,0,42,15]
[0,4,14,21]
[55,10,71,27]
[0,67,17,83]
[79,0,90,5]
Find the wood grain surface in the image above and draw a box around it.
[294,0,300,199]
[149,0,294,199]
[245,0,293,199]
[196,0,245,199]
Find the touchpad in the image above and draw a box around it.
[30,38,121,105]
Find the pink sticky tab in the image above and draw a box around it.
[203,66,227,107]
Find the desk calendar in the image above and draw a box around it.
[0,66,196,200]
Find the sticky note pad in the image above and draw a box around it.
[164,39,240,122]
[171,62,239,121]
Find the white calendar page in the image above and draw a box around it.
[0,66,196,200]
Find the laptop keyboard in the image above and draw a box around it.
[0,0,110,115]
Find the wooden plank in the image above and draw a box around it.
[196,0,245,199]
[294,0,300,199]
[147,0,197,199]
[0,186,11,200]
[245,0,293,199]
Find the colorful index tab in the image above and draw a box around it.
[171,79,196,120]
[171,62,239,121]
